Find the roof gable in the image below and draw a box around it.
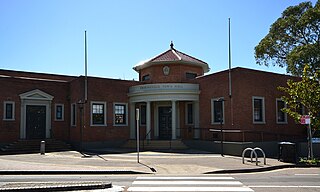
[133,44,210,73]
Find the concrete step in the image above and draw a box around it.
[122,140,188,150]
[0,139,72,154]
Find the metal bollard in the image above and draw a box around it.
[40,140,45,155]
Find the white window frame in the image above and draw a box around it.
[211,98,225,125]
[276,98,287,124]
[90,101,107,126]
[252,96,265,124]
[185,102,194,125]
[3,101,15,121]
[71,103,76,126]
[55,104,64,121]
[113,102,128,126]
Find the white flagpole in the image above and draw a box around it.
[84,30,88,102]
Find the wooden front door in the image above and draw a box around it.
[158,107,172,140]
[26,105,46,139]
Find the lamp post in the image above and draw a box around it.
[217,98,225,157]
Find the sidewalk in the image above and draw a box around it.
[0,149,294,175]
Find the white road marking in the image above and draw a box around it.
[133,180,243,185]
[136,176,235,180]
[249,185,320,188]
[128,176,254,192]
[127,186,254,191]
[294,174,319,176]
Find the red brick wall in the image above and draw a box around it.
[139,63,203,83]
[70,77,139,142]
[0,74,70,142]
[196,67,306,142]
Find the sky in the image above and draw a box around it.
[0,0,317,80]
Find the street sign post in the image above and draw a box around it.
[300,115,313,159]
[136,108,140,163]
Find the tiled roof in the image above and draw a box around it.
[133,43,210,73]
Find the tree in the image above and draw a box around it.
[278,64,320,159]
[255,1,320,76]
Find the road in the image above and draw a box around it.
[0,168,319,191]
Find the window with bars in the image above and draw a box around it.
[253,97,265,123]
[91,102,106,125]
[114,103,127,125]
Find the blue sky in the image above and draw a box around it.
[0,0,317,80]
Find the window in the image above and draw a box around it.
[55,104,64,121]
[140,105,146,125]
[91,102,106,126]
[186,72,197,79]
[186,103,194,125]
[253,97,265,123]
[142,74,150,81]
[276,99,287,124]
[71,103,76,126]
[3,101,15,120]
[114,103,128,126]
[211,98,224,124]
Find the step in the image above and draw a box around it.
[122,140,188,150]
[0,139,72,154]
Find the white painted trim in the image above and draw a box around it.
[276,98,288,124]
[19,89,53,139]
[90,101,107,126]
[211,98,225,125]
[129,83,200,103]
[252,96,266,124]
[3,101,15,121]
[113,102,128,126]
[54,104,64,121]
[19,89,54,101]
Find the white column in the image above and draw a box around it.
[130,102,136,139]
[146,101,151,140]
[171,100,177,140]
[194,101,200,139]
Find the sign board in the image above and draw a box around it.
[300,115,311,125]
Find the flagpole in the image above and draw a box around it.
[228,18,234,126]
[84,30,88,102]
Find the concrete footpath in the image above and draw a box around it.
[0,149,294,191]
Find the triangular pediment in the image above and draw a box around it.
[19,89,54,101]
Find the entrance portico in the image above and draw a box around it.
[128,83,200,140]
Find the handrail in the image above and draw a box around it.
[142,129,152,149]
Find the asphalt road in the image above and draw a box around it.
[0,168,319,191]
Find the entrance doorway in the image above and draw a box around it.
[158,106,172,139]
[26,105,46,139]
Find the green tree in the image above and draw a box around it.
[278,65,320,130]
[255,1,320,76]
[278,65,320,159]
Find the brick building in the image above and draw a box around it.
[0,44,306,149]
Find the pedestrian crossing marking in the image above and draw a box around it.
[127,176,254,192]
[128,186,253,191]
[136,176,235,180]
[133,180,243,185]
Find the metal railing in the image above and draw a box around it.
[181,127,305,142]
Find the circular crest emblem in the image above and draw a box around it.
[163,66,170,76]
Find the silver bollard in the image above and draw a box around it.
[40,140,45,155]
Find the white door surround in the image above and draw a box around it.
[19,89,54,139]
